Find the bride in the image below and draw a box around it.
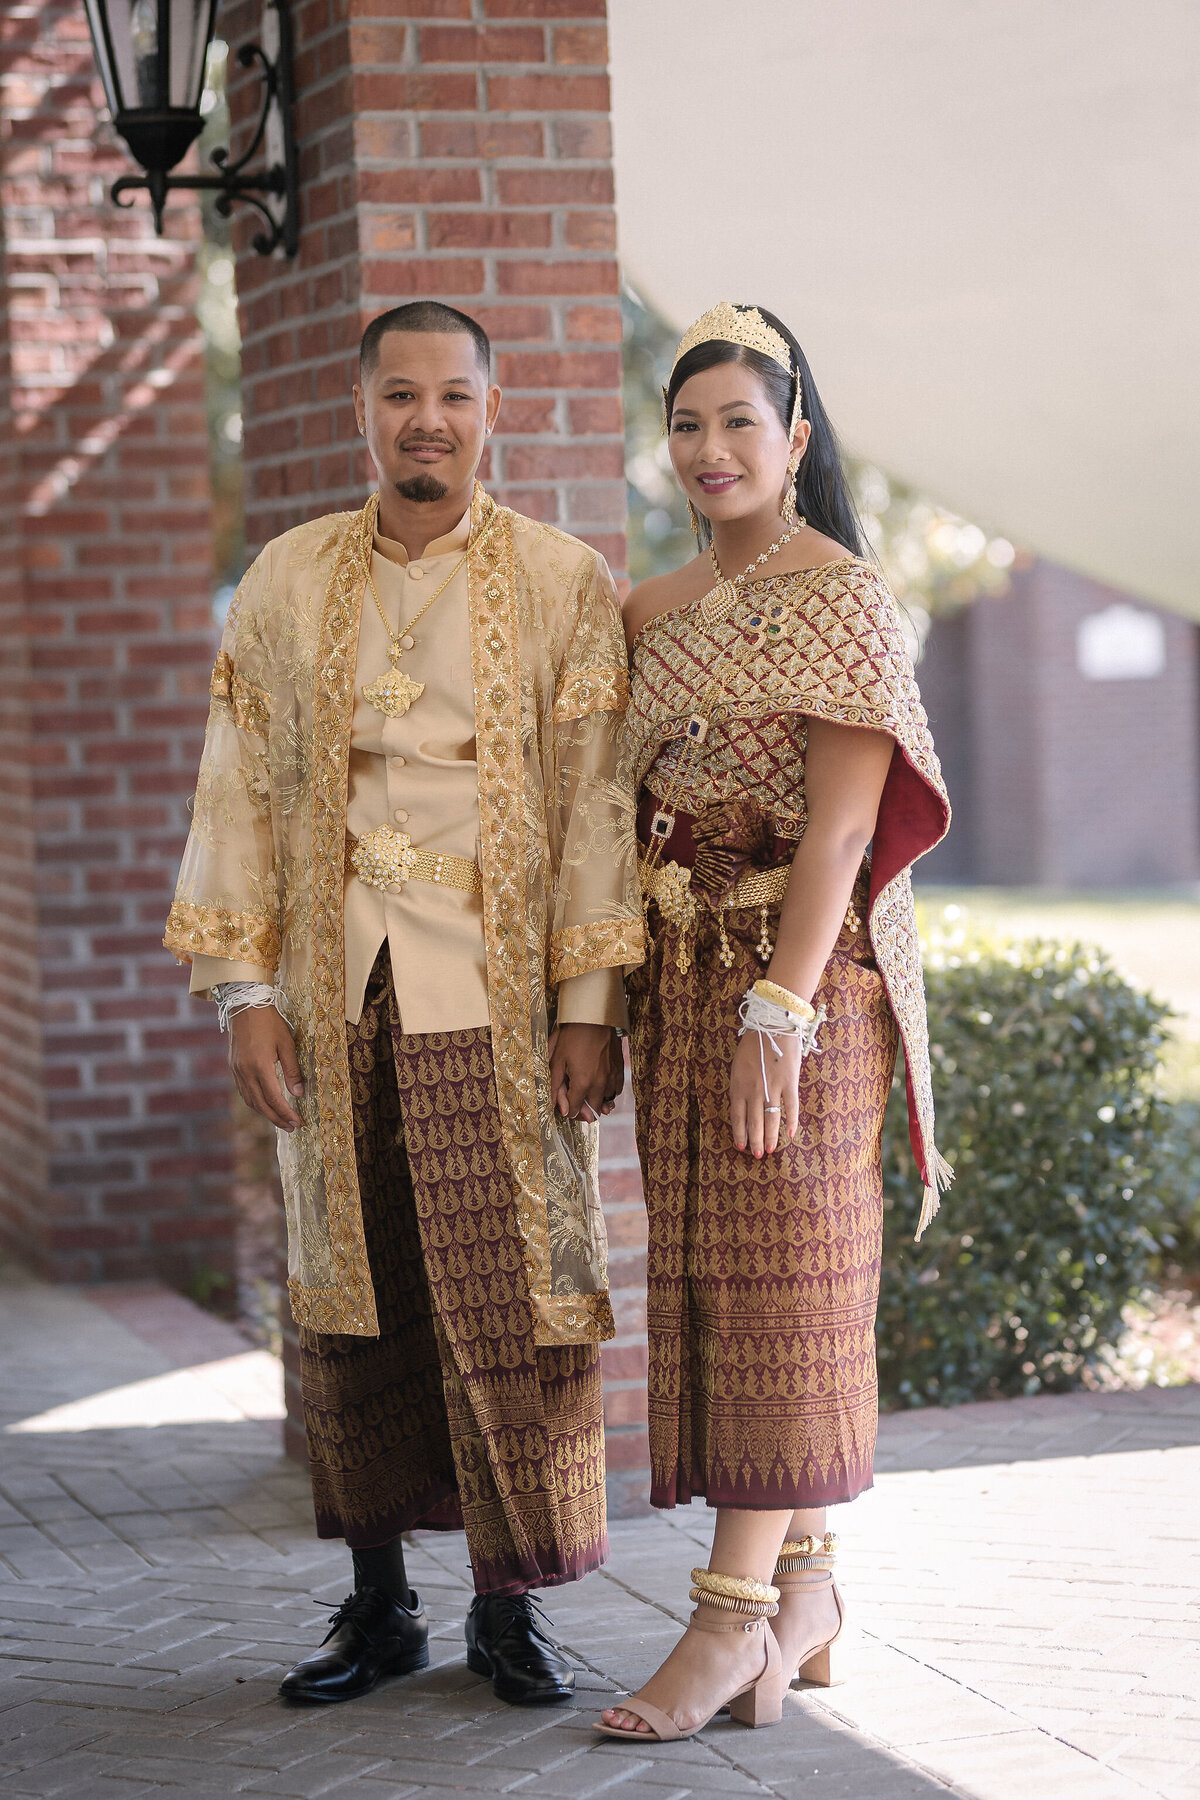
[599,302,951,1741]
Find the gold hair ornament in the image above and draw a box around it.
[668,302,805,516]
[671,301,793,379]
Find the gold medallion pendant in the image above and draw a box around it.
[362,656,425,718]
[698,577,739,623]
[359,507,500,718]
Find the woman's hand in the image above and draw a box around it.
[229,1006,305,1132]
[729,1027,803,1157]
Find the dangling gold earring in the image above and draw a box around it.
[687,499,703,540]
[780,450,801,529]
[781,376,805,528]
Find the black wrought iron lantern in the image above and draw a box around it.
[84,0,299,255]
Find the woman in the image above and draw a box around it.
[598,303,951,1742]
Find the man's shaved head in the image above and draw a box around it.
[359,302,491,380]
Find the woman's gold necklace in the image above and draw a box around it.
[699,516,806,624]
[361,517,496,718]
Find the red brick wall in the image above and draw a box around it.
[224,0,647,1507]
[0,141,45,1267]
[226,0,624,570]
[0,1,236,1289]
[918,561,1200,887]
[1031,566,1199,887]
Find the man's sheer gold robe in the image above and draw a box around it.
[165,486,644,1343]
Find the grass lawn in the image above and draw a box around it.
[915,885,1200,1097]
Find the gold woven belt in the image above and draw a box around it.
[637,856,790,930]
[348,826,482,896]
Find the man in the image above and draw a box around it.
[165,301,643,1706]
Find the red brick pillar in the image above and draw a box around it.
[225,0,647,1505]
[227,0,624,560]
[0,2,236,1291]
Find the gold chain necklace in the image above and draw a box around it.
[361,515,497,718]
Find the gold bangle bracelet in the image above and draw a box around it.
[689,1567,780,1606]
[752,978,815,1019]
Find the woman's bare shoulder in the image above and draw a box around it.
[771,525,865,576]
[622,558,708,649]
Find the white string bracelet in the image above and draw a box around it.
[737,987,826,1104]
[212,981,290,1034]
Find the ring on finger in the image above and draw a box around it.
[764,1104,782,1114]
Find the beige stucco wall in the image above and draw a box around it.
[609,0,1199,617]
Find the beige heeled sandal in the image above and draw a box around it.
[594,1571,785,1742]
[773,1533,846,1689]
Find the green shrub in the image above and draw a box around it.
[878,930,1174,1406]
[1149,1095,1200,1287]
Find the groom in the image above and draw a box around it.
[165,301,642,1705]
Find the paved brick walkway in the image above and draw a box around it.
[1,1263,1197,1800]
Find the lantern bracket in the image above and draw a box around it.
[109,0,299,256]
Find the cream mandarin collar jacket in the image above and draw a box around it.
[166,485,645,1343]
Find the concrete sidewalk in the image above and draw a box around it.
[0,1263,1197,1800]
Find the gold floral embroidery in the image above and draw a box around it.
[210,649,270,739]
[163,899,281,969]
[471,501,577,1343]
[554,665,630,724]
[469,499,637,1346]
[301,504,379,1338]
[550,918,648,985]
[209,649,233,703]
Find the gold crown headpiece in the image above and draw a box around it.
[666,302,802,435]
[671,301,793,379]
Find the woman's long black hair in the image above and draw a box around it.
[664,304,866,558]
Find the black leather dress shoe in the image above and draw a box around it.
[465,1592,575,1706]
[279,1586,428,1704]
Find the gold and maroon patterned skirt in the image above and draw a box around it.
[627,831,897,1512]
[297,952,607,1595]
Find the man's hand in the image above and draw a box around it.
[548,1023,624,1123]
[229,1006,305,1132]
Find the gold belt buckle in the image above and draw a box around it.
[350,825,418,892]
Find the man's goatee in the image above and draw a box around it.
[396,474,449,504]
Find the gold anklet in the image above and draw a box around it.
[690,1568,780,1606]
[688,1587,779,1618]
[775,1531,838,1575]
[776,1551,835,1575]
[778,1533,838,1558]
